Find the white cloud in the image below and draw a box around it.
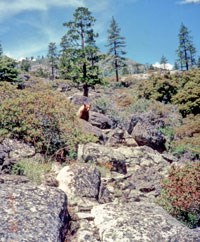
[1,0,134,59]
[153,62,173,70]
[179,0,200,4]
[0,0,86,22]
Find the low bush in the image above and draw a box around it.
[157,162,200,228]
[138,69,200,117]
[138,74,178,103]
[0,82,95,160]
[171,114,200,158]
[12,159,52,185]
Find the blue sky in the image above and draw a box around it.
[0,0,200,67]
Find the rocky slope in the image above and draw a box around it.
[0,75,200,241]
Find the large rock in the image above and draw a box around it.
[56,163,101,207]
[3,138,35,159]
[132,122,166,152]
[68,93,91,106]
[90,202,200,242]
[78,143,172,200]
[89,111,113,129]
[79,119,107,144]
[105,128,138,147]
[0,139,36,174]
[0,176,69,242]
[126,112,166,152]
[78,143,127,174]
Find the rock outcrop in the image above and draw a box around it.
[0,138,36,174]
[126,112,166,152]
[89,111,113,129]
[56,163,101,207]
[91,202,200,242]
[0,175,69,242]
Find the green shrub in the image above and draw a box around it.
[0,56,19,83]
[172,80,200,117]
[171,114,200,158]
[138,69,200,117]
[138,74,178,103]
[0,83,95,160]
[12,159,52,185]
[94,96,111,114]
[157,162,200,228]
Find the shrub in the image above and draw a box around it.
[171,114,200,158]
[172,79,200,117]
[12,159,52,185]
[0,56,19,83]
[157,162,200,228]
[138,69,200,117]
[0,83,95,160]
[138,74,178,103]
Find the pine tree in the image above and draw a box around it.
[160,55,168,70]
[20,58,31,72]
[0,56,19,83]
[173,61,179,70]
[176,23,196,70]
[47,42,58,80]
[0,42,3,57]
[61,7,103,96]
[106,17,126,82]
[197,57,200,68]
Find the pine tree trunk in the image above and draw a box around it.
[83,84,89,97]
[115,59,119,82]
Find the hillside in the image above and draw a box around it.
[0,68,200,241]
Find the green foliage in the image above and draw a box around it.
[171,114,200,157]
[176,23,196,70]
[160,55,168,69]
[47,42,58,79]
[172,71,200,117]
[93,96,125,127]
[0,42,3,56]
[20,58,31,72]
[34,67,48,78]
[157,162,200,228]
[0,56,19,83]
[0,83,95,160]
[159,126,174,150]
[61,7,104,96]
[138,69,200,117]
[126,98,155,113]
[106,16,126,82]
[138,74,178,103]
[12,159,52,185]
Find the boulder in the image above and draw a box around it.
[90,202,200,242]
[126,111,165,134]
[56,163,101,207]
[89,111,112,129]
[126,112,166,152]
[79,119,107,144]
[78,143,172,199]
[106,128,138,147]
[132,121,166,152]
[2,138,35,159]
[0,177,69,242]
[69,93,91,106]
[78,143,127,174]
[0,139,42,175]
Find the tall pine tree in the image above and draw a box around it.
[61,7,103,96]
[176,23,196,70]
[106,17,126,82]
[160,55,168,70]
[0,42,3,57]
[47,42,58,80]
